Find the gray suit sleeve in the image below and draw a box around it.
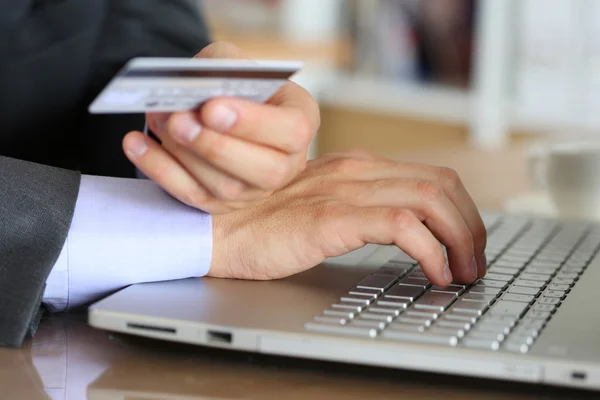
[0,156,80,347]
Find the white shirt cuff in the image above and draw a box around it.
[43,175,212,311]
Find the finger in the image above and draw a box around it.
[390,164,487,277]
[340,178,477,283]
[333,207,450,286]
[168,146,272,202]
[198,97,314,154]
[145,40,252,134]
[345,161,487,277]
[195,41,251,60]
[165,112,297,190]
[122,131,212,210]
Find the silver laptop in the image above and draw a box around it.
[88,211,600,391]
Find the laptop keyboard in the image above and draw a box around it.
[304,215,600,353]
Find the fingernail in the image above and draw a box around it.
[476,253,487,275]
[173,114,202,143]
[153,115,168,132]
[209,104,237,132]
[126,136,148,158]
[443,262,453,283]
[471,257,478,279]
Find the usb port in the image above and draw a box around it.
[571,371,587,381]
[207,330,232,344]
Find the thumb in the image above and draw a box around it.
[146,42,253,130]
[194,41,252,60]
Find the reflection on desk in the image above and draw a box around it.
[1,312,597,400]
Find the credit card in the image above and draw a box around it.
[88,57,303,114]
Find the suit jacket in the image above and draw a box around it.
[0,0,211,347]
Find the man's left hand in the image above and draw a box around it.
[122,41,320,214]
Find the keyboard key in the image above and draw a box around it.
[547,284,570,291]
[386,324,426,333]
[377,265,411,277]
[367,305,404,316]
[524,310,551,320]
[462,338,501,350]
[503,341,530,353]
[385,284,424,301]
[331,303,364,312]
[468,330,506,342]
[513,279,545,289]
[479,279,508,289]
[474,322,512,335]
[350,319,387,329]
[488,267,520,276]
[398,277,430,288]
[519,273,552,282]
[468,286,502,296]
[489,301,529,318]
[356,274,397,291]
[480,315,517,328]
[428,326,466,338]
[339,295,374,304]
[323,309,355,319]
[414,291,456,312]
[305,322,378,337]
[502,293,535,303]
[524,266,558,275]
[431,284,464,295]
[437,320,471,331]
[314,316,348,324]
[443,314,478,324]
[532,303,556,313]
[348,287,381,297]
[375,299,410,308]
[484,273,514,282]
[543,290,566,299]
[451,299,488,316]
[507,285,539,296]
[551,278,576,287]
[462,293,495,304]
[405,310,439,319]
[538,297,561,305]
[556,272,579,279]
[397,316,433,326]
[382,330,458,346]
[509,334,535,346]
[360,313,394,322]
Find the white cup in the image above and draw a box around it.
[528,141,600,220]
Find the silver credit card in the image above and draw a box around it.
[88,57,303,114]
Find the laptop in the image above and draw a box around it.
[88,211,600,391]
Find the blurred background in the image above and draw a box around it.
[201,0,600,160]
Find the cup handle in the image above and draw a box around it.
[528,148,548,192]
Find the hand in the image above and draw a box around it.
[122,42,320,214]
[209,150,487,286]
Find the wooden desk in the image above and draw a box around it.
[0,148,595,400]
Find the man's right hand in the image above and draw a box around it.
[209,150,487,286]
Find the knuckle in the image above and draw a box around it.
[181,188,209,209]
[199,131,228,164]
[324,157,368,175]
[291,112,314,151]
[215,180,245,201]
[390,209,417,229]
[263,160,292,189]
[415,180,444,202]
[437,166,462,193]
[314,201,349,230]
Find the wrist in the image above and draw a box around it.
[208,213,233,278]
